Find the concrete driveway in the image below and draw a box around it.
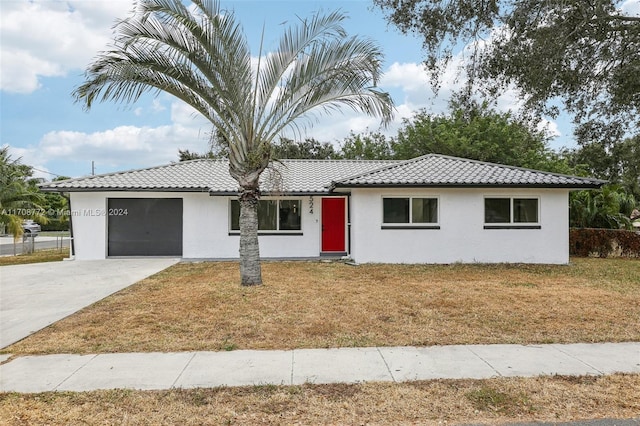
[0,258,179,348]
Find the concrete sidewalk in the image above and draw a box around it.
[1,342,638,393]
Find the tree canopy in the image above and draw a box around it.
[568,135,640,199]
[373,0,640,144]
[340,131,393,160]
[337,101,571,173]
[570,184,636,229]
[0,147,47,238]
[392,101,572,172]
[179,137,340,161]
[271,138,341,160]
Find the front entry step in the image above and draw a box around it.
[320,251,347,258]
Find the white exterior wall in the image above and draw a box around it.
[70,188,570,263]
[68,192,111,260]
[349,188,570,264]
[69,192,323,260]
[183,194,323,259]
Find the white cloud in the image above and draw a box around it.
[305,50,567,153]
[379,55,561,143]
[11,99,212,176]
[3,145,52,180]
[151,99,167,113]
[36,122,209,171]
[170,101,210,128]
[383,62,428,93]
[298,111,384,143]
[0,0,131,93]
[0,50,65,93]
[537,119,562,139]
[381,62,435,112]
[622,0,640,16]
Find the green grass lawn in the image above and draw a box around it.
[0,248,70,266]
[37,231,70,237]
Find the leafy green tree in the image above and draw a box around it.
[73,0,393,285]
[392,101,571,172]
[177,149,220,161]
[570,185,636,229]
[340,131,393,160]
[179,137,339,161]
[272,138,340,160]
[178,128,230,161]
[38,176,71,232]
[373,0,639,143]
[569,136,640,199]
[0,147,46,238]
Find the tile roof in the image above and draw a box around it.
[40,159,398,194]
[259,159,399,194]
[42,160,232,192]
[40,155,605,194]
[330,154,605,189]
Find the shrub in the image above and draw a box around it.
[570,228,640,258]
[40,219,69,232]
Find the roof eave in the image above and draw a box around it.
[40,187,212,193]
[208,190,341,197]
[331,182,605,190]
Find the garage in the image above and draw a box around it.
[107,198,183,256]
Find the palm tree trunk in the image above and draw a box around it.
[238,190,263,286]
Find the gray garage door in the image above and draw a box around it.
[107,198,183,256]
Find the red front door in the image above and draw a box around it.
[321,198,346,252]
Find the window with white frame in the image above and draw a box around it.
[484,197,539,226]
[230,199,301,232]
[382,197,439,227]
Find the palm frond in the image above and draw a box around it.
[253,10,348,119]
[256,28,394,142]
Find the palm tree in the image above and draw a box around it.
[570,185,636,230]
[73,0,394,285]
[0,147,46,239]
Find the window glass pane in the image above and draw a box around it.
[412,198,438,223]
[230,200,240,230]
[514,198,538,223]
[279,200,301,230]
[258,200,277,230]
[485,198,510,223]
[383,198,409,223]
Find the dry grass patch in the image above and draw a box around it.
[0,248,70,266]
[3,258,639,355]
[1,374,638,425]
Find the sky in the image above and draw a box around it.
[2,0,639,180]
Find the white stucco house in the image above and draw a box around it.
[41,154,604,264]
